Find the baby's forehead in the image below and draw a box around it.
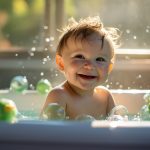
[88,31,104,38]
[67,33,112,49]
[75,32,104,42]
[65,34,114,56]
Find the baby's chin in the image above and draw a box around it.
[79,79,105,89]
[77,83,97,91]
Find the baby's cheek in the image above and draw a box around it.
[97,63,108,70]
[97,65,110,76]
[70,60,83,68]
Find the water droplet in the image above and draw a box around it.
[43,58,47,62]
[146,29,149,33]
[43,26,48,30]
[50,37,54,41]
[136,74,142,79]
[29,84,35,90]
[106,85,110,88]
[40,72,44,76]
[133,36,137,39]
[45,38,50,42]
[44,48,48,51]
[46,56,51,60]
[119,84,123,88]
[30,52,34,56]
[31,47,36,52]
[115,82,119,85]
[126,29,130,34]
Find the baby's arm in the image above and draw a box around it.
[106,91,116,115]
[40,88,66,117]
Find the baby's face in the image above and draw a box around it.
[57,33,114,90]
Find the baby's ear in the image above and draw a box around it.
[56,54,64,71]
[108,63,113,74]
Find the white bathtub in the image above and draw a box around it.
[0,120,150,150]
[0,89,150,150]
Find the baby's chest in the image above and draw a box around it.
[66,98,107,119]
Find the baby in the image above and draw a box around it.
[41,16,120,120]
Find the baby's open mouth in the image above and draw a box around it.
[77,74,97,80]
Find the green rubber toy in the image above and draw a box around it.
[0,99,18,123]
[36,79,52,95]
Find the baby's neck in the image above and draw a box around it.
[65,81,94,97]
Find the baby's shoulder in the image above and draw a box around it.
[46,85,68,106]
[47,86,66,99]
[95,86,111,95]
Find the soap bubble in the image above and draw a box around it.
[0,98,18,123]
[108,105,129,121]
[43,103,66,120]
[10,76,28,93]
[75,114,95,122]
[107,115,125,121]
[139,93,150,121]
[143,93,150,104]
[36,79,52,95]
[109,105,128,117]
[132,114,141,121]
[139,105,150,121]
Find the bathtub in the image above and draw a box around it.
[0,89,150,150]
[0,89,149,115]
[1,120,150,150]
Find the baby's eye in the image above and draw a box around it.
[96,57,106,62]
[74,54,85,59]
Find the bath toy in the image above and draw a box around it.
[75,114,95,121]
[0,99,18,123]
[36,79,52,95]
[10,76,28,93]
[43,103,66,120]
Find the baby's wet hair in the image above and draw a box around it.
[56,16,121,56]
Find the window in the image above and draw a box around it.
[0,0,149,89]
[0,0,44,50]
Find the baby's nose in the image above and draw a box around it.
[83,60,94,70]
